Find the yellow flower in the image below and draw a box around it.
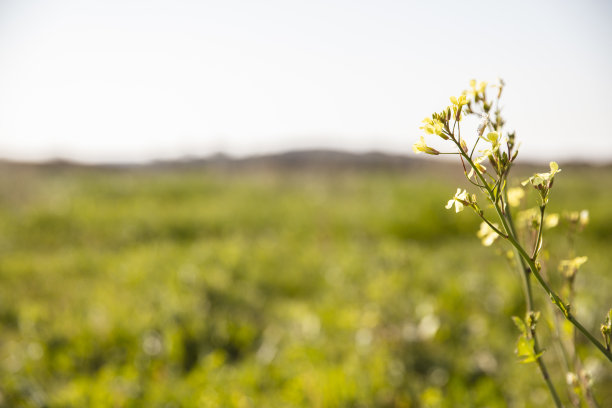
[478,139,501,160]
[477,221,500,246]
[468,155,487,179]
[522,162,562,187]
[483,131,499,144]
[412,136,440,155]
[478,81,487,94]
[468,79,478,96]
[517,208,559,230]
[507,187,525,207]
[450,95,468,107]
[468,80,488,97]
[550,161,560,174]
[445,188,469,213]
[517,207,539,230]
[561,256,588,269]
[544,213,559,229]
[579,210,589,228]
[565,210,589,229]
[559,256,588,279]
[420,117,445,137]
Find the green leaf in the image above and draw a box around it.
[512,316,526,333]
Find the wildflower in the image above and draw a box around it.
[559,256,588,271]
[544,213,559,229]
[420,117,446,139]
[445,188,470,213]
[517,207,539,230]
[566,372,579,387]
[412,136,440,155]
[478,137,501,159]
[468,155,487,179]
[564,209,589,231]
[450,95,468,107]
[483,131,499,144]
[468,79,487,101]
[477,222,499,246]
[507,187,525,207]
[522,162,561,188]
[579,210,589,228]
[559,256,588,279]
[468,80,487,96]
[478,81,487,94]
[516,208,558,230]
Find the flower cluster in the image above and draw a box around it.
[420,117,445,138]
[522,162,562,205]
[564,210,589,232]
[558,256,588,280]
[516,208,559,231]
[467,79,488,100]
[413,79,611,407]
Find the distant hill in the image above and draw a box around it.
[147,150,432,172]
[0,149,608,173]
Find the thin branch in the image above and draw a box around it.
[501,184,564,407]
[531,205,546,260]
[474,210,508,238]
[455,139,612,363]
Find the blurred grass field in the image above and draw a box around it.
[0,158,610,407]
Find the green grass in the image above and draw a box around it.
[0,163,610,407]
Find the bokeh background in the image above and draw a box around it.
[0,1,611,407]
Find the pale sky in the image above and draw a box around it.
[1,0,611,163]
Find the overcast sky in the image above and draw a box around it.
[1,0,611,163]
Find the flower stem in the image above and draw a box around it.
[501,187,564,407]
[531,205,546,260]
[457,146,612,363]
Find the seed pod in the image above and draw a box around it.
[477,114,489,137]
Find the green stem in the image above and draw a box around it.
[531,205,546,260]
[456,138,563,405]
[501,186,564,407]
[513,241,611,361]
[474,210,507,238]
[457,147,612,363]
[536,345,565,407]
